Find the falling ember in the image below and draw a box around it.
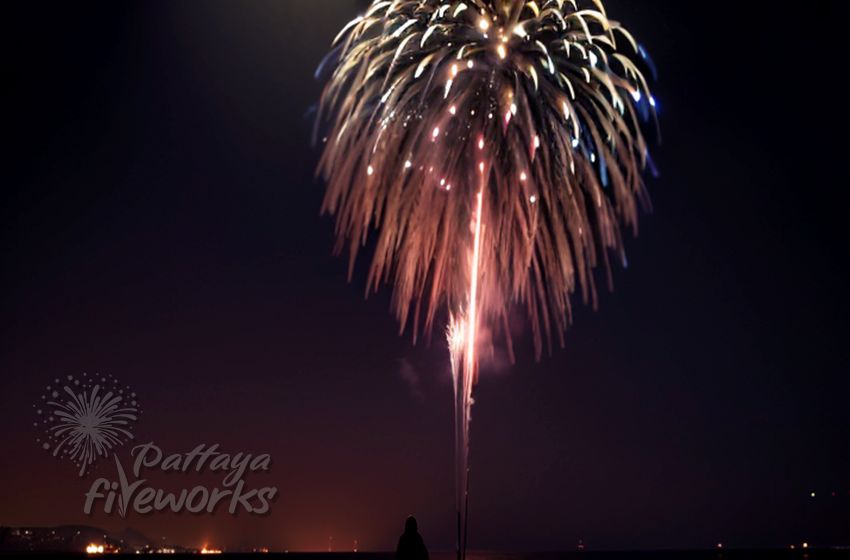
[315,1,659,558]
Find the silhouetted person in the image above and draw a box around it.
[396,515,428,560]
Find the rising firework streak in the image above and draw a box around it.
[315,0,658,557]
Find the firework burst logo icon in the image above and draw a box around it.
[34,373,141,476]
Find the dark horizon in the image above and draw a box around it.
[2,0,848,553]
[0,523,847,555]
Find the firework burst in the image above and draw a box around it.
[317,0,658,357]
[316,0,658,555]
[34,373,140,476]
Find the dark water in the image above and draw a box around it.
[4,551,850,559]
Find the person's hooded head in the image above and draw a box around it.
[405,516,418,534]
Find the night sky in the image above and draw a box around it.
[2,0,848,552]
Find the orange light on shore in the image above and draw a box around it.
[200,545,222,554]
[86,543,104,554]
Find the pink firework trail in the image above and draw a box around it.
[448,183,484,560]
